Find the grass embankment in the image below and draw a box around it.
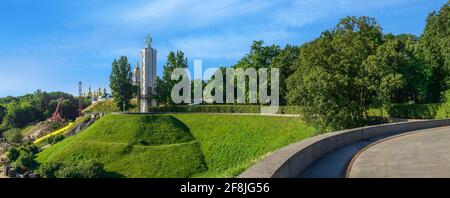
[36,115,206,178]
[37,114,315,178]
[173,114,316,177]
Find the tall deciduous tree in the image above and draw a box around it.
[0,105,6,125]
[269,45,301,105]
[420,1,450,102]
[109,56,133,111]
[234,40,281,70]
[231,41,281,104]
[156,51,188,105]
[287,16,384,131]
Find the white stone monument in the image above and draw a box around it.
[139,35,157,112]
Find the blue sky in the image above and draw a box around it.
[0,0,447,97]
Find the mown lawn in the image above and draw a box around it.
[37,114,316,178]
[172,114,316,177]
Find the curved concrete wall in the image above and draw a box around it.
[238,119,450,178]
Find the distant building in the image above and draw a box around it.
[133,63,140,86]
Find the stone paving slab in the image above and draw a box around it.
[348,126,450,178]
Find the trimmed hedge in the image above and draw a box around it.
[148,105,302,114]
[387,103,440,119]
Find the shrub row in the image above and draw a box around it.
[387,103,441,119]
[39,160,106,178]
[148,105,302,114]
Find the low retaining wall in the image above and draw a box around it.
[238,119,450,178]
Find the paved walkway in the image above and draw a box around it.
[348,126,450,178]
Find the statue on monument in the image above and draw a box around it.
[145,34,152,48]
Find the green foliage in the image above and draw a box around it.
[0,91,84,130]
[149,105,302,114]
[85,102,302,115]
[2,128,23,143]
[39,160,106,178]
[155,51,189,106]
[269,45,301,105]
[37,114,315,178]
[6,147,20,161]
[6,143,39,163]
[364,34,427,107]
[43,135,65,145]
[0,105,5,125]
[420,2,450,102]
[233,40,281,70]
[392,34,428,103]
[154,76,171,106]
[150,105,260,113]
[2,101,37,128]
[436,90,450,119]
[287,16,384,131]
[387,103,440,119]
[38,161,63,178]
[21,143,39,154]
[11,152,38,173]
[109,56,134,111]
[55,161,106,178]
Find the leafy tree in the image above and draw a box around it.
[393,34,428,103]
[33,91,80,121]
[2,102,36,128]
[0,105,5,125]
[269,45,301,105]
[2,128,22,143]
[53,160,106,178]
[227,41,281,104]
[287,16,383,131]
[191,79,206,104]
[154,77,170,105]
[420,1,450,102]
[363,37,410,112]
[234,40,281,70]
[109,56,134,111]
[156,51,189,105]
[6,147,20,162]
[20,143,39,154]
[38,161,63,178]
[12,152,38,173]
[43,134,65,145]
[0,91,81,130]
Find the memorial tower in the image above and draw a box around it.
[139,35,157,112]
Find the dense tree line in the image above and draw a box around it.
[0,91,89,131]
[285,3,449,131]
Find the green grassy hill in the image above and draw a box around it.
[37,114,316,178]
